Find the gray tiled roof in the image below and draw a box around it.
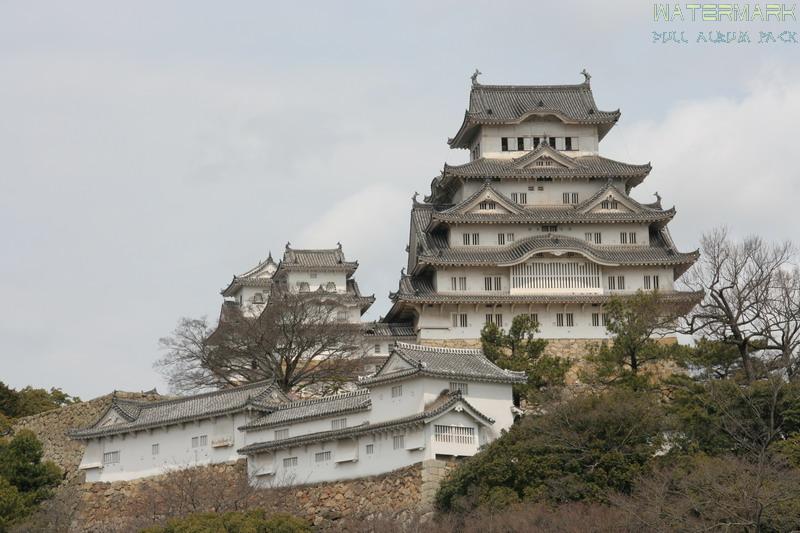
[359,342,526,386]
[361,322,416,338]
[389,273,704,306]
[427,181,674,228]
[427,154,651,203]
[237,390,494,455]
[240,390,371,430]
[417,232,699,271]
[278,244,358,274]
[69,381,288,440]
[450,81,620,148]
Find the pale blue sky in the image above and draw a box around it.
[1,1,798,397]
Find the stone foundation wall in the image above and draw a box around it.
[25,460,425,532]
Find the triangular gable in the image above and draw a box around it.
[578,183,641,214]
[375,352,416,375]
[92,401,137,429]
[424,398,495,427]
[443,182,525,216]
[509,143,577,170]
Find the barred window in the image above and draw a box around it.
[629,232,637,244]
[602,313,609,326]
[566,313,574,327]
[653,275,660,289]
[617,276,626,290]
[391,385,403,398]
[644,275,651,290]
[472,233,480,245]
[542,225,558,233]
[331,418,347,430]
[393,435,405,450]
[479,200,496,210]
[556,313,565,327]
[103,451,120,465]
[434,425,475,445]
[592,313,600,327]
[274,428,289,440]
[608,276,616,290]
[452,313,468,328]
[594,232,602,244]
[462,233,470,245]
[151,443,159,456]
[366,444,374,455]
[283,457,298,468]
[449,382,469,395]
[497,233,505,245]
[620,232,628,244]
[315,451,331,463]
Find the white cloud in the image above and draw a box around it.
[604,65,800,249]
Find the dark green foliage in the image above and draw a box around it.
[0,381,80,419]
[0,430,61,530]
[435,388,665,512]
[666,377,800,457]
[480,315,568,404]
[585,291,687,387]
[683,337,743,380]
[141,510,311,533]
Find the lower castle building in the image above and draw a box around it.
[70,343,524,485]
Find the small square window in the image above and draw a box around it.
[103,451,120,465]
[391,384,403,398]
[151,443,159,456]
[332,418,347,430]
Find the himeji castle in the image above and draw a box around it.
[384,71,701,349]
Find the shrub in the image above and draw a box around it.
[141,509,311,533]
[436,388,665,512]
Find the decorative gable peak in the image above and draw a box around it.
[509,142,577,170]
[444,181,525,216]
[578,182,641,214]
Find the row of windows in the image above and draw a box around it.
[461,228,641,245]
[295,281,337,292]
[562,192,579,205]
[448,274,660,293]
[191,434,208,448]
[391,382,470,399]
[500,136,579,152]
[451,312,612,329]
[279,434,409,469]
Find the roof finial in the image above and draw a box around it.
[401,267,406,276]
[412,191,419,204]
[285,241,291,250]
[337,241,342,250]
[471,68,482,86]
[581,68,591,84]
[267,250,273,262]
[654,191,662,203]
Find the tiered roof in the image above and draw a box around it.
[221,253,277,297]
[275,243,359,275]
[69,381,288,440]
[359,342,527,386]
[240,389,371,431]
[428,145,651,203]
[449,78,620,148]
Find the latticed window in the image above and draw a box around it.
[103,451,120,464]
[331,418,347,430]
[393,435,405,450]
[315,451,331,463]
[479,200,496,210]
[511,261,601,290]
[435,425,475,445]
[391,385,403,398]
[283,457,298,468]
[151,443,159,456]
[275,428,289,440]
[452,313,468,328]
[592,313,600,327]
[566,313,574,327]
[449,382,469,395]
[366,444,374,455]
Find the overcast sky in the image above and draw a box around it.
[1,1,798,398]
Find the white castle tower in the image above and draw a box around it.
[385,71,701,350]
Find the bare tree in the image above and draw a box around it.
[681,227,794,382]
[156,288,365,394]
[762,267,800,379]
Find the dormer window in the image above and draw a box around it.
[479,200,496,210]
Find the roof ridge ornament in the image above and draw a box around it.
[654,191,662,203]
[471,68,482,86]
[581,68,591,85]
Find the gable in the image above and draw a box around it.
[448,185,525,216]
[581,186,640,214]
[379,354,415,374]
[510,144,577,170]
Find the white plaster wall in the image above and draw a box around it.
[458,178,616,207]
[479,122,600,157]
[79,412,253,483]
[448,222,650,248]
[285,271,347,293]
[420,377,515,435]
